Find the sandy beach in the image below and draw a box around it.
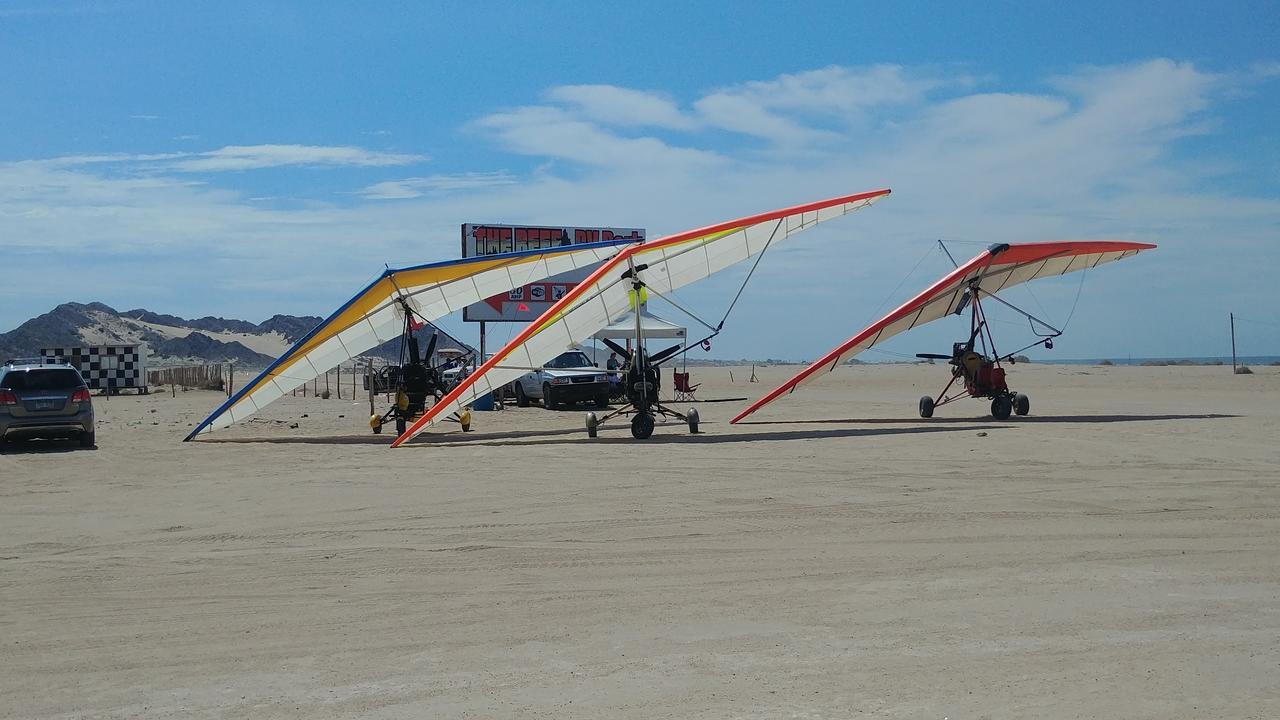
[2,363,1278,719]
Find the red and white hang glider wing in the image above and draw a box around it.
[730,240,1156,424]
[389,187,892,447]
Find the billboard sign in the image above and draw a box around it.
[461,223,645,322]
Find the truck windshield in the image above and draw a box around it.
[546,352,592,369]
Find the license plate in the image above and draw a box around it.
[36,400,60,410]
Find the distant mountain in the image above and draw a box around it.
[0,301,474,369]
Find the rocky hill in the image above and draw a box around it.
[1,302,471,369]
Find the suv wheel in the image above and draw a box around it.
[543,383,558,410]
[80,430,96,448]
[514,383,529,407]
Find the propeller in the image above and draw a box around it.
[600,338,632,363]
[422,332,438,364]
[649,343,684,366]
[915,353,953,360]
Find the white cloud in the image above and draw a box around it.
[473,106,723,170]
[544,85,695,130]
[170,144,426,172]
[28,145,426,173]
[694,64,945,144]
[357,172,519,200]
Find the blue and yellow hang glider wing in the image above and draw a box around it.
[184,238,637,440]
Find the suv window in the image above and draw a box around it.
[546,352,592,369]
[0,368,85,391]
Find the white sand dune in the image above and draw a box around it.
[2,363,1278,718]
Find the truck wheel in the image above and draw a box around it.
[543,383,557,410]
[594,394,609,408]
[514,384,529,407]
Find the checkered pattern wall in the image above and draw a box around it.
[40,345,146,390]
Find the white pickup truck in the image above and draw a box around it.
[513,350,610,409]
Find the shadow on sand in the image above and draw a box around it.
[403,422,1012,449]
[735,413,1238,426]
[195,422,1009,448]
[192,413,1236,448]
[0,438,95,454]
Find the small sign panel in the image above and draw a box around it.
[461,223,645,322]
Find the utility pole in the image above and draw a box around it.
[1230,312,1237,372]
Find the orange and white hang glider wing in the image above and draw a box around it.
[390,188,893,447]
[730,240,1156,424]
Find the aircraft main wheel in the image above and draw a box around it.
[991,395,1013,420]
[585,411,599,438]
[919,395,935,418]
[372,423,382,435]
[396,416,407,435]
[542,383,558,410]
[514,384,529,407]
[631,412,655,440]
[1014,393,1030,416]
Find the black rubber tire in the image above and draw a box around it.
[80,430,96,448]
[991,395,1013,420]
[514,384,529,407]
[395,416,407,435]
[594,395,610,408]
[585,412,599,438]
[687,407,699,434]
[372,423,382,435]
[542,383,557,410]
[1014,393,1030,416]
[631,412,655,440]
[919,395,935,419]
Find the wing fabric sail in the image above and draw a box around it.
[730,240,1156,424]
[185,238,637,440]
[390,188,892,446]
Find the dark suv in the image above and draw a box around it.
[0,359,96,448]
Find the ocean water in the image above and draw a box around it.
[1044,356,1280,366]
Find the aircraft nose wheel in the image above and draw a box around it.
[686,407,699,434]
[1014,393,1030,416]
[631,412,655,439]
[918,395,935,418]
[991,395,1013,420]
[585,411,599,438]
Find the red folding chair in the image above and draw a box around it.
[673,370,700,402]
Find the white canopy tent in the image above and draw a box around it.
[591,311,687,340]
[588,311,688,367]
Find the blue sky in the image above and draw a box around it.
[2,1,1278,360]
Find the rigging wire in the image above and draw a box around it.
[861,241,939,328]
[1235,316,1280,328]
[1058,266,1089,332]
